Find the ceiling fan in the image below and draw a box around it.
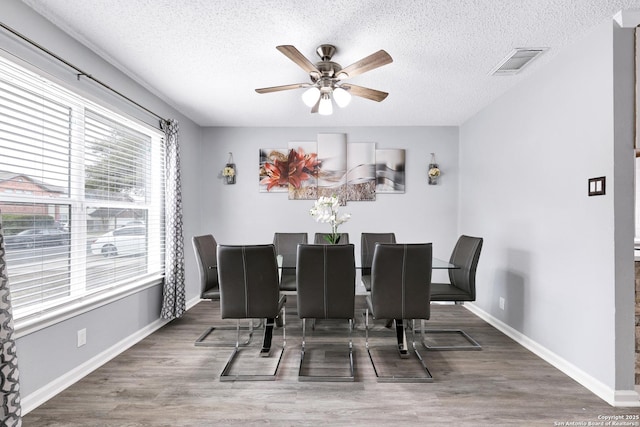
[255,44,393,115]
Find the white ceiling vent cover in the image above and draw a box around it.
[490,48,548,75]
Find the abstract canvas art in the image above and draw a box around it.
[375,149,405,193]
[347,142,376,201]
[259,135,406,201]
[317,133,347,205]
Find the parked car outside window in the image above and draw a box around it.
[90,225,147,257]
[5,228,70,249]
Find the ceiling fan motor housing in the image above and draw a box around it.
[310,45,342,81]
[316,44,336,61]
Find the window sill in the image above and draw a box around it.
[13,275,164,339]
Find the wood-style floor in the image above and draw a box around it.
[24,298,640,426]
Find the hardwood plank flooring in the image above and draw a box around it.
[24,298,640,426]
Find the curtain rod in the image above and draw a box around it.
[0,21,168,127]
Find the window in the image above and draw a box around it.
[0,55,165,325]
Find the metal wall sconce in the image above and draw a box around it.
[428,153,441,185]
[222,152,236,184]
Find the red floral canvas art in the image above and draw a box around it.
[259,144,318,197]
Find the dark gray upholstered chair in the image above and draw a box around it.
[313,232,349,245]
[216,244,286,381]
[365,243,433,382]
[192,235,260,347]
[296,244,356,381]
[360,232,396,292]
[273,232,308,293]
[424,235,483,350]
[192,235,231,346]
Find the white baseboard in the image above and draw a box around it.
[464,303,640,407]
[186,296,202,310]
[22,296,202,415]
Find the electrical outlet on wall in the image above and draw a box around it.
[77,328,86,347]
[499,297,505,310]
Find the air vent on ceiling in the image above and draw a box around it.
[490,48,548,76]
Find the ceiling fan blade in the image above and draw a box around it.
[255,83,308,94]
[338,50,393,79]
[342,84,389,102]
[276,45,320,76]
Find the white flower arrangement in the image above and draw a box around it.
[309,195,351,244]
[428,167,441,178]
[222,166,235,177]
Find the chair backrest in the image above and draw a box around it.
[273,232,308,276]
[216,244,280,319]
[361,232,396,276]
[296,244,355,319]
[313,233,349,244]
[371,243,432,320]
[192,234,219,299]
[447,235,483,299]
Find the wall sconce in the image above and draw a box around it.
[222,152,236,185]
[428,153,441,185]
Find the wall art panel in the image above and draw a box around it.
[259,148,289,192]
[317,133,347,205]
[375,148,405,193]
[287,141,318,200]
[347,142,376,201]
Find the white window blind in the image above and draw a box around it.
[0,55,165,324]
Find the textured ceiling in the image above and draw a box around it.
[18,0,640,127]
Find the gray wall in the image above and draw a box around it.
[459,18,635,394]
[1,0,202,407]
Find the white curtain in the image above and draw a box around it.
[0,211,22,426]
[160,120,186,320]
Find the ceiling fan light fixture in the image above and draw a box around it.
[318,93,333,115]
[301,87,320,107]
[256,44,393,114]
[333,87,351,108]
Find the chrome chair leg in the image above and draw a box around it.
[195,317,262,347]
[417,304,482,350]
[195,321,256,347]
[421,328,482,350]
[421,304,481,350]
[220,305,286,381]
[411,319,433,381]
[365,311,433,383]
[298,318,354,382]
